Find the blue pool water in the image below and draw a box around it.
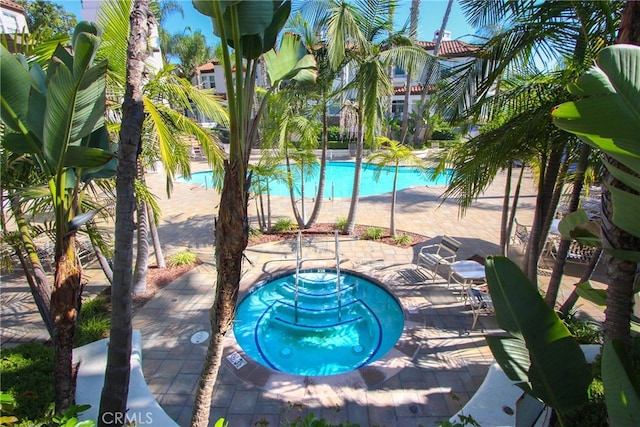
[233,270,404,376]
[176,161,451,198]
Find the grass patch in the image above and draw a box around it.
[167,250,199,268]
[361,227,383,240]
[75,295,110,347]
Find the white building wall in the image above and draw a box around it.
[0,5,28,34]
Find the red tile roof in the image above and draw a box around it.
[0,0,25,11]
[416,39,479,58]
[196,60,219,72]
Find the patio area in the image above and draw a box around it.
[1,158,607,426]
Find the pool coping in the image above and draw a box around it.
[222,268,424,397]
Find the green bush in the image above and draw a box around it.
[326,141,349,149]
[167,250,199,267]
[361,227,383,240]
[562,312,603,344]
[0,342,55,422]
[248,227,263,238]
[272,218,296,232]
[393,234,412,246]
[334,217,347,233]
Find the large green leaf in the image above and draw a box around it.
[64,146,113,168]
[602,340,640,426]
[575,281,608,306]
[607,181,640,236]
[0,46,31,133]
[485,256,592,414]
[264,33,317,84]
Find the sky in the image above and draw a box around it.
[60,0,476,46]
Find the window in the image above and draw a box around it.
[2,11,19,33]
[200,74,216,90]
[394,65,406,77]
[391,100,405,120]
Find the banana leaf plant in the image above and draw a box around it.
[190,2,316,425]
[0,22,114,411]
[484,256,593,425]
[552,43,640,427]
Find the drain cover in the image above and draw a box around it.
[190,331,209,344]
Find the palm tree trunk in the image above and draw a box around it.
[284,150,304,228]
[148,201,165,268]
[545,144,591,307]
[401,0,420,144]
[390,163,399,236]
[133,162,150,294]
[345,108,364,235]
[537,155,570,253]
[51,233,83,412]
[191,159,249,427]
[10,197,54,337]
[500,165,513,255]
[559,248,603,316]
[600,0,640,347]
[505,165,526,255]
[412,0,452,146]
[99,1,151,423]
[306,102,328,227]
[525,145,563,285]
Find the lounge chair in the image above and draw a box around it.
[416,235,461,282]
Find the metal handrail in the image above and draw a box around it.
[335,231,341,321]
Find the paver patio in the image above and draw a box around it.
[1,156,606,426]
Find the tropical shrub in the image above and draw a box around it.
[561,312,603,345]
[361,227,383,240]
[167,250,199,267]
[393,234,412,246]
[272,218,296,232]
[334,217,347,233]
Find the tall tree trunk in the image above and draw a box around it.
[191,160,249,427]
[500,165,513,255]
[345,108,364,234]
[525,145,563,285]
[284,150,304,228]
[148,201,165,268]
[412,0,452,145]
[390,164,399,236]
[51,232,83,412]
[600,0,640,347]
[99,1,151,423]
[559,248,604,316]
[133,162,150,294]
[400,0,420,144]
[505,164,526,255]
[306,101,328,227]
[545,144,591,307]
[537,154,570,253]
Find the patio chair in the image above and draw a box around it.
[416,235,461,282]
[511,218,530,250]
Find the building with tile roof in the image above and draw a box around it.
[1,0,29,52]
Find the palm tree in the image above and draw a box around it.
[439,0,621,285]
[166,30,214,79]
[188,3,316,423]
[400,0,420,143]
[367,140,424,236]
[95,0,228,293]
[412,0,452,146]
[317,0,429,234]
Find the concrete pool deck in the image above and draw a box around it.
[1,157,607,426]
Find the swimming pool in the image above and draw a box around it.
[233,269,404,376]
[176,161,451,198]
